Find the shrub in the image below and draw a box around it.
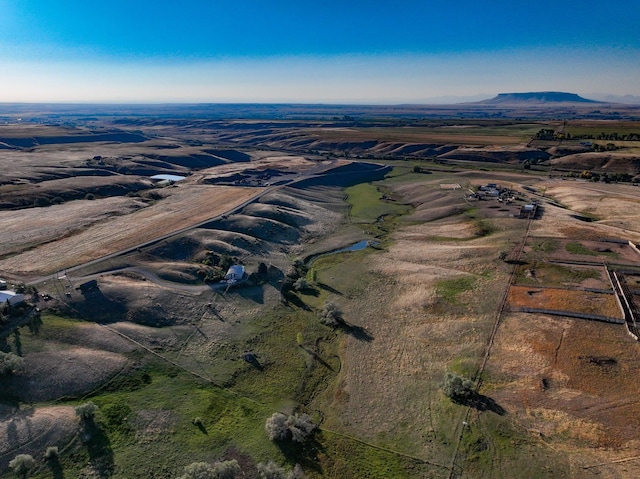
[0,351,24,376]
[9,454,35,478]
[265,412,315,443]
[177,460,241,479]
[213,460,241,479]
[256,461,305,479]
[44,446,59,461]
[265,412,288,441]
[293,277,309,291]
[319,301,343,327]
[75,401,98,421]
[178,462,215,479]
[256,461,288,479]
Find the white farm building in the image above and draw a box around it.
[225,265,245,284]
[0,290,25,305]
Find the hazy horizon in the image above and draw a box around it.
[1,0,639,103]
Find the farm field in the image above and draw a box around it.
[1,116,640,478]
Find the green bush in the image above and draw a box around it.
[9,454,35,478]
[44,446,59,460]
[0,351,24,376]
[265,412,315,443]
[442,373,474,402]
[75,401,98,421]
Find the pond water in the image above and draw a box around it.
[307,240,374,266]
[332,240,370,254]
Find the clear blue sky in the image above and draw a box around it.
[1,0,639,103]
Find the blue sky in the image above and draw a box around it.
[1,0,639,103]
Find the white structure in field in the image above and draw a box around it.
[225,265,245,283]
[0,290,25,305]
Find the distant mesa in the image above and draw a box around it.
[477,91,602,105]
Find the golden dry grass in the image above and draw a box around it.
[306,127,527,146]
[532,180,640,241]
[0,185,261,276]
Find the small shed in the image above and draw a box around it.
[0,290,25,305]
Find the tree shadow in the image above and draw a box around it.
[235,285,265,304]
[299,287,319,297]
[47,457,65,479]
[456,392,506,415]
[282,293,312,311]
[300,346,334,371]
[505,259,528,265]
[342,323,374,342]
[27,312,42,335]
[83,420,114,478]
[316,283,342,296]
[335,319,374,342]
[241,351,264,371]
[275,435,325,474]
[192,420,208,435]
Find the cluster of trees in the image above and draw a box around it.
[280,260,309,300]
[534,128,557,140]
[9,447,60,478]
[265,412,316,443]
[574,132,640,141]
[576,171,634,183]
[198,252,236,283]
[592,142,619,152]
[536,128,640,144]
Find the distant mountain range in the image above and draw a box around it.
[476,91,601,105]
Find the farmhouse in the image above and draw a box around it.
[0,290,25,305]
[225,265,245,284]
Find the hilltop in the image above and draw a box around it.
[478,91,601,104]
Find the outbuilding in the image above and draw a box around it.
[0,290,25,305]
[225,265,245,283]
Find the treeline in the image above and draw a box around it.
[573,171,635,183]
[534,128,640,141]
[573,132,640,141]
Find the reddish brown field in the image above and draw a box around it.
[489,312,640,475]
[507,285,622,319]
